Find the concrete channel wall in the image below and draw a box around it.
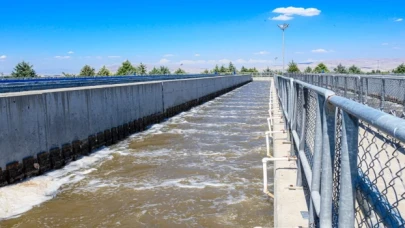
[0,75,252,186]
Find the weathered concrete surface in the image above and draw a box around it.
[252,77,272,81]
[163,76,249,109]
[270,79,308,227]
[0,75,251,183]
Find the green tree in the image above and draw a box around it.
[116,60,136,76]
[304,66,312,73]
[97,66,111,76]
[334,63,347,74]
[137,63,147,75]
[202,69,209,74]
[249,67,259,73]
[219,65,228,73]
[348,65,361,74]
[149,67,161,75]
[62,72,76,77]
[159,66,171,75]
[11,61,37,78]
[263,67,271,73]
[212,65,220,73]
[228,62,236,73]
[313,63,329,73]
[240,66,248,73]
[393,63,405,74]
[287,61,300,73]
[174,68,186,74]
[79,65,95,76]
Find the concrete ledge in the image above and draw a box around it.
[271,79,308,228]
[0,76,251,187]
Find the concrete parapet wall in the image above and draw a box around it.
[0,75,251,186]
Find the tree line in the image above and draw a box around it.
[70,60,181,77]
[287,61,405,75]
[5,60,405,78]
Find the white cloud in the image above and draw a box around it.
[311,49,328,53]
[218,59,231,64]
[67,51,74,54]
[54,56,71,59]
[207,60,216,64]
[108,56,121,58]
[273,7,321,17]
[159,58,171,64]
[254,51,269,55]
[382,43,389,46]
[164,54,175,57]
[271,7,321,21]
[96,56,102,59]
[271,14,294,21]
[393,47,401,50]
[236,59,247,64]
[295,51,304,54]
[194,54,200,57]
[0,55,6,59]
[395,18,403,22]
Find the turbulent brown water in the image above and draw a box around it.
[0,81,273,227]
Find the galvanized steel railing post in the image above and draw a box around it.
[380,78,386,110]
[344,77,347,97]
[364,78,368,105]
[320,100,336,227]
[338,111,359,228]
[358,77,363,103]
[310,94,324,218]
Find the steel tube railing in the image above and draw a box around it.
[274,74,405,227]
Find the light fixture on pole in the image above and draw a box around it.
[277,23,289,74]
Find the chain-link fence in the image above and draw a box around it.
[287,73,405,118]
[275,75,405,227]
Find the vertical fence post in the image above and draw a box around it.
[344,77,348,97]
[358,77,363,103]
[334,76,338,91]
[338,111,359,228]
[320,100,336,227]
[354,76,363,103]
[310,94,325,224]
[288,78,295,142]
[364,78,368,105]
[291,82,298,157]
[403,79,405,113]
[380,79,385,111]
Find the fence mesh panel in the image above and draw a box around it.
[304,90,317,167]
[277,75,405,228]
[296,85,304,136]
[356,121,405,227]
[288,74,405,118]
[332,109,343,227]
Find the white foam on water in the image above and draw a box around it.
[126,176,231,191]
[215,157,227,162]
[198,152,222,156]
[132,148,172,158]
[0,147,115,220]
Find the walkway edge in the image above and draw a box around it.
[271,79,308,228]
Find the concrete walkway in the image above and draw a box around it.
[269,79,308,228]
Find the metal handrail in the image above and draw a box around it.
[274,74,405,227]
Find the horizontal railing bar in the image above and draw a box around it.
[329,96,405,144]
[277,75,335,97]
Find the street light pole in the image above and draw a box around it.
[277,23,289,74]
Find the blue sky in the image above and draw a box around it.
[0,0,404,74]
